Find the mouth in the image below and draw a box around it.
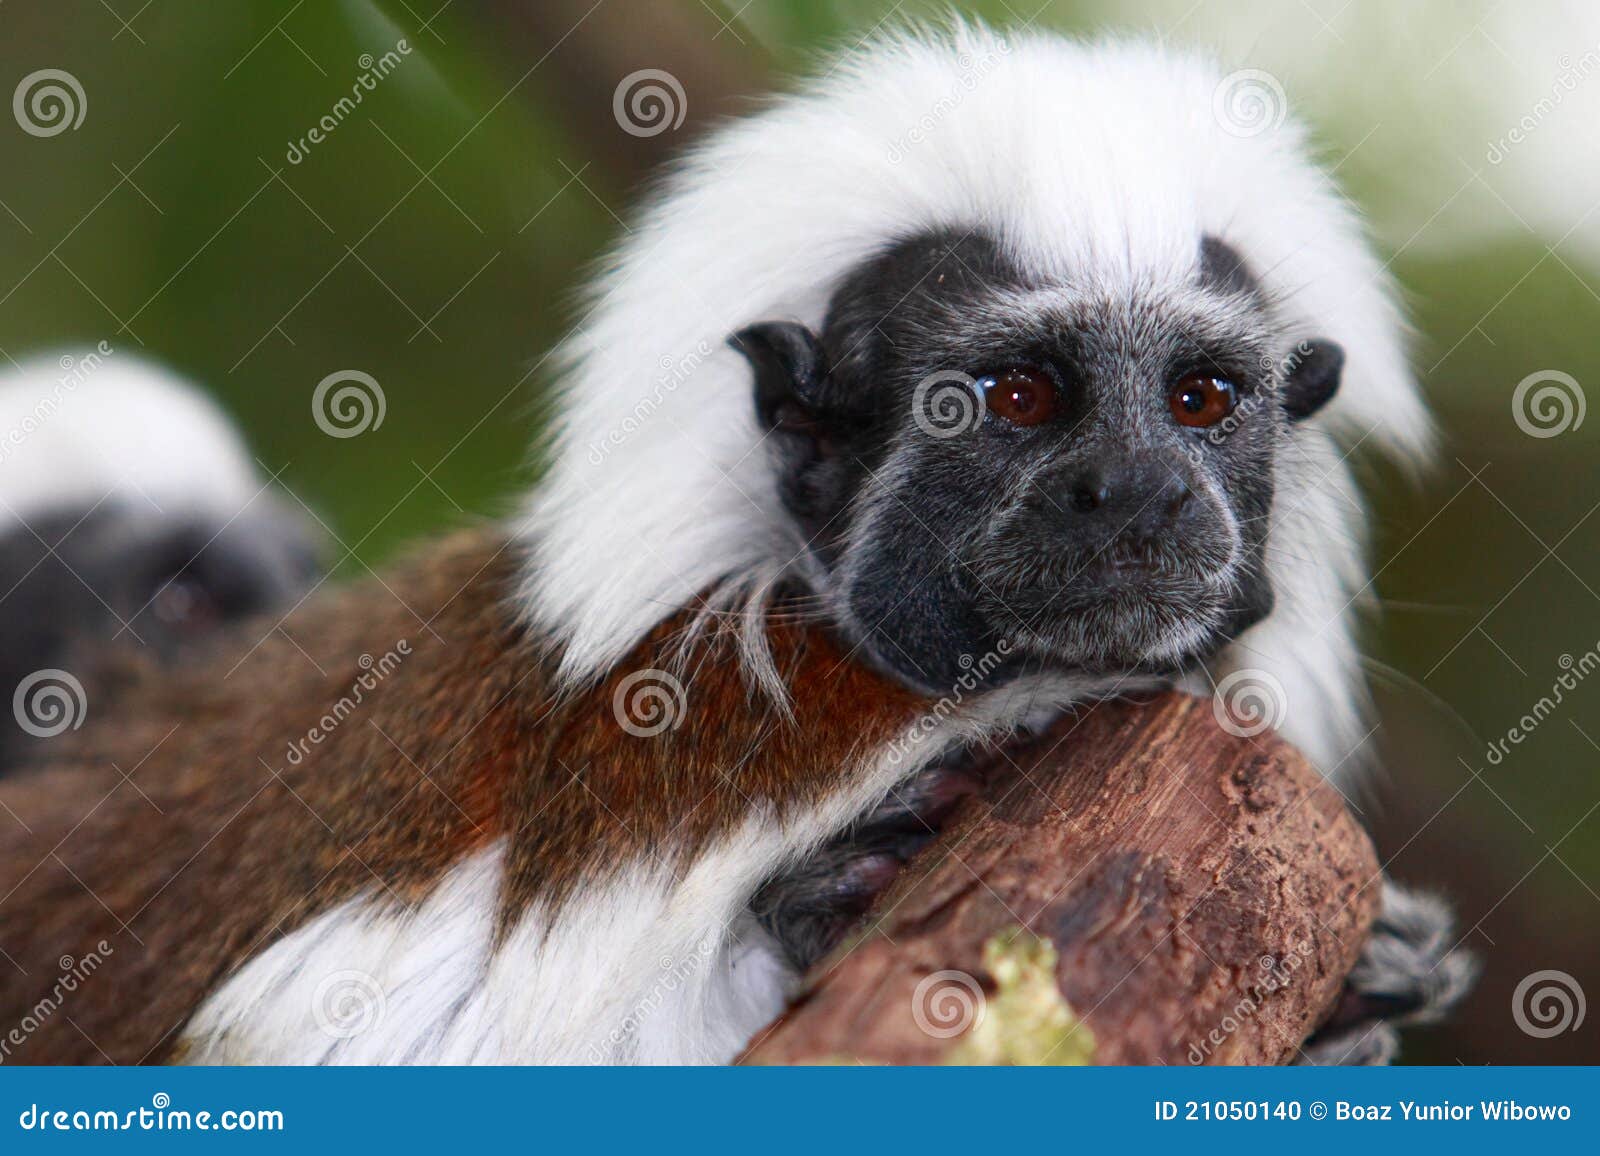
[961,525,1239,672]
[977,567,1232,675]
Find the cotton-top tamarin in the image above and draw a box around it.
[0,27,1471,1065]
[0,353,320,770]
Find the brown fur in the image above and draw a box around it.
[0,525,925,1063]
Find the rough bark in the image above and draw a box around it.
[741,692,1380,1066]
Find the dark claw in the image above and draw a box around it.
[751,755,984,970]
[1300,880,1479,1066]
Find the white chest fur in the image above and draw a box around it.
[178,842,796,1065]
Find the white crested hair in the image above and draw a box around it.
[0,351,265,523]
[516,25,1433,776]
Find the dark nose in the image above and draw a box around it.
[1061,460,1193,534]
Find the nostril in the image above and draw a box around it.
[1072,483,1110,513]
[1165,479,1192,517]
[1070,473,1111,513]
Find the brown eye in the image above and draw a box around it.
[979,367,1058,427]
[149,573,221,635]
[1168,374,1238,428]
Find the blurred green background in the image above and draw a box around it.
[1,0,1595,1063]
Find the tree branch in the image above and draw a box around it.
[742,692,1379,1065]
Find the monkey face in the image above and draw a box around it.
[0,500,322,674]
[733,228,1344,693]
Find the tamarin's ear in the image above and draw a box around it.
[1280,336,1344,419]
[729,321,831,432]
[1281,339,1344,421]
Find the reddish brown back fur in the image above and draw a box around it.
[0,525,924,1063]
